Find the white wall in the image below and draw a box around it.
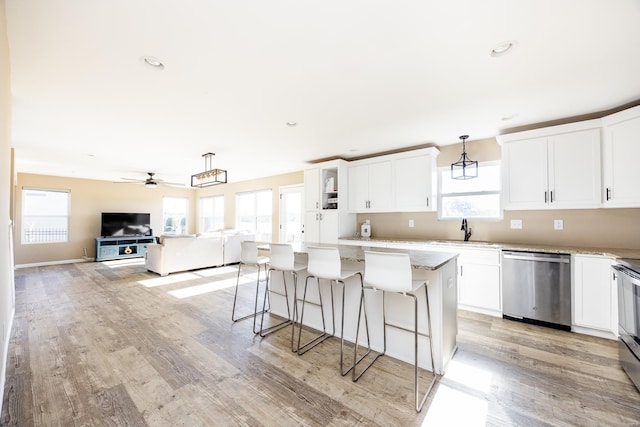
[0,0,15,416]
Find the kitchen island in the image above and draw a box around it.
[264,242,458,375]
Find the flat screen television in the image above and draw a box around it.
[101,212,151,237]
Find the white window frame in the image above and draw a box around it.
[21,187,70,244]
[438,161,503,221]
[163,197,189,235]
[236,189,272,242]
[199,195,225,233]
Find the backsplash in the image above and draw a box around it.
[356,208,640,250]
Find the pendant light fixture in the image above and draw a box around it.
[451,135,478,180]
[191,153,228,187]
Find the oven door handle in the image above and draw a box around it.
[613,265,640,284]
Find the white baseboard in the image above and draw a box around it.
[15,258,89,269]
[571,325,617,341]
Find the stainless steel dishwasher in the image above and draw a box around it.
[502,250,571,330]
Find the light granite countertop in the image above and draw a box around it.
[338,237,640,259]
[284,241,458,270]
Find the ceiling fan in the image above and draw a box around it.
[117,172,185,188]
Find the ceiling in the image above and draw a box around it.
[5,0,640,185]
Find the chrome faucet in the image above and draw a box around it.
[461,218,472,241]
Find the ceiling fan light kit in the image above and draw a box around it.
[191,153,228,188]
[451,135,478,180]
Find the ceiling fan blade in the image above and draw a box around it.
[159,181,186,187]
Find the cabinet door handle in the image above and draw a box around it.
[316,201,319,209]
[319,213,323,221]
[426,197,429,207]
[544,191,548,203]
[606,187,611,201]
[460,265,463,276]
[550,190,554,203]
[316,213,319,220]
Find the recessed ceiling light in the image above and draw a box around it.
[142,56,165,69]
[286,121,297,127]
[501,113,518,121]
[490,41,517,57]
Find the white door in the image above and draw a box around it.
[279,185,304,243]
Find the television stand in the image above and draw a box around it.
[95,236,155,262]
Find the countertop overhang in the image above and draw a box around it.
[281,242,458,270]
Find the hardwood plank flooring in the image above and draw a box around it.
[2,260,639,426]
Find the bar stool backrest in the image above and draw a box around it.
[240,241,259,264]
[269,243,294,271]
[307,246,342,279]
[364,251,412,293]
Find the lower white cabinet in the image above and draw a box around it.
[572,254,617,338]
[454,248,501,316]
[388,242,502,317]
[304,210,340,244]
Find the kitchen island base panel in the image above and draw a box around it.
[267,256,458,375]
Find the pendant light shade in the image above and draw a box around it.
[191,153,228,187]
[451,135,478,180]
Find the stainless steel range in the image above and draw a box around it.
[613,258,640,392]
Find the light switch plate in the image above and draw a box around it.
[409,219,414,228]
[510,219,522,229]
[554,219,564,230]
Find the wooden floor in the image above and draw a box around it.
[2,259,639,426]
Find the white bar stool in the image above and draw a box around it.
[259,243,307,346]
[232,241,269,334]
[352,250,439,412]
[296,246,371,376]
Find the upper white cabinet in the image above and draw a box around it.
[304,168,320,211]
[572,254,617,339]
[601,105,640,207]
[393,148,439,212]
[348,160,393,212]
[348,147,439,213]
[499,120,602,210]
[303,160,356,244]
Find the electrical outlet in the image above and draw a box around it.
[510,219,522,229]
[409,219,414,228]
[554,219,564,230]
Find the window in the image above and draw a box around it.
[163,197,189,235]
[199,195,224,233]
[236,190,272,241]
[22,188,70,244]
[438,162,502,220]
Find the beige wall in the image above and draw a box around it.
[14,170,304,265]
[0,0,14,413]
[358,138,640,250]
[15,174,196,265]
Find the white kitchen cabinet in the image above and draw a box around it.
[389,242,502,317]
[304,210,341,244]
[393,148,439,212]
[499,120,602,210]
[348,160,392,212]
[304,168,320,211]
[445,247,501,317]
[303,160,356,243]
[601,105,640,207]
[572,254,617,339]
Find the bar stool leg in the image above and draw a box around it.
[296,276,333,355]
[232,262,269,329]
[416,283,439,412]
[259,269,293,337]
[339,274,372,376]
[352,288,384,382]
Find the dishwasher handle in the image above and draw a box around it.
[503,252,570,264]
